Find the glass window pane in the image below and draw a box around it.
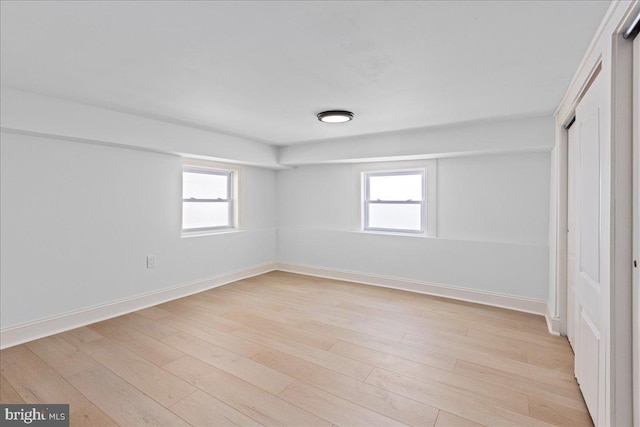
[369,173,423,201]
[368,203,422,231]
[183,202,231,229]
[183,171,228,200]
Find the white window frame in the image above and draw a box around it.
[363,169,426,234]
[358,160,437,237]
[181,159,241,236]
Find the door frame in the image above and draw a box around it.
[632,30,639,427]
[552,1,638,425]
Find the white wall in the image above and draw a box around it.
[277,152,550,300]
[0,131,277,328]
[437,153,550,245]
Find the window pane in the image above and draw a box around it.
[183,202,231,229]
[369,174,423,201]
[183,171,228,200]
[368,203,422,231]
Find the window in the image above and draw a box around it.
[363,170,425,233]
[182,166,234,232]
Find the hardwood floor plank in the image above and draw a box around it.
[89,339,197,407]
[252,347,439,427]
[334,300,425,318]
[160,297,231,317]
[304,320,457,372]
[233,327,374,381]
[162,332,294,395]
[279,380,408,427]
[466,322,570,347]
[403,330,529,362]
[157,299,236,326]
[280,305,369,327]
[225,284,373,323]
[140,302,245,333]
[418,299,539,331]
[169,390,263,427]
[57,326,102,348]
[222,311,338,350]
[453,360,586,410]
[364,314,470,338]
[136,305,181,320]
[328,339,446,377]
[403,333,577,388]
[194,291,290,316]
[69,404,118,427]
[436,411,486,427]
[366,367,555,427]
[164,355,331,427]
[26,335,98,378]
[0,345,91,413]
[299,313,410,342]
[329,340,529,415]
[116,312,180,341]
[154,314,265,358]
[67,365,189,426]
[528,396,593,426]
[223,306,310,328]
[89,319,184,366]
[69,337,116,355]
[0,374,25,403]
[465,327,572,356]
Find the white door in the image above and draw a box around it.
[567,123,578,349]
[573,72,608,426]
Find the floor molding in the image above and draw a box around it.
[0,262,277,349]
[276,262,547,317]
[545,303,562,336]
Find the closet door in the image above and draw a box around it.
[572,72,608,426]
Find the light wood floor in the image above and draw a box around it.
[0,271,592,427]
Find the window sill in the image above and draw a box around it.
[359,229,435,238]
[181,228,242,238]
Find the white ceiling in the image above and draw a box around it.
[0,1,609,146]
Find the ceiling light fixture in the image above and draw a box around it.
[317,110,354,123]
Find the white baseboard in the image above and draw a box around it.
[545,303,561,336]
[0,262,277,349]
[275,262,547,316]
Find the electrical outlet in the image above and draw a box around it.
[147,255,156,269]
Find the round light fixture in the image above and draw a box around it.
[317,110,354,123]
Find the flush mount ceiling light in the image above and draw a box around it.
[317,110,354,123]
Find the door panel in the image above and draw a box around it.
[573,71,607,426]
[577,309,600,417]
[567,125,578,347]
[578,105,601,283]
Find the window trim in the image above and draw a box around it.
[182,165,235,233]
[363,169,426,234]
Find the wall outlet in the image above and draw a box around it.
[146,255,156,269]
